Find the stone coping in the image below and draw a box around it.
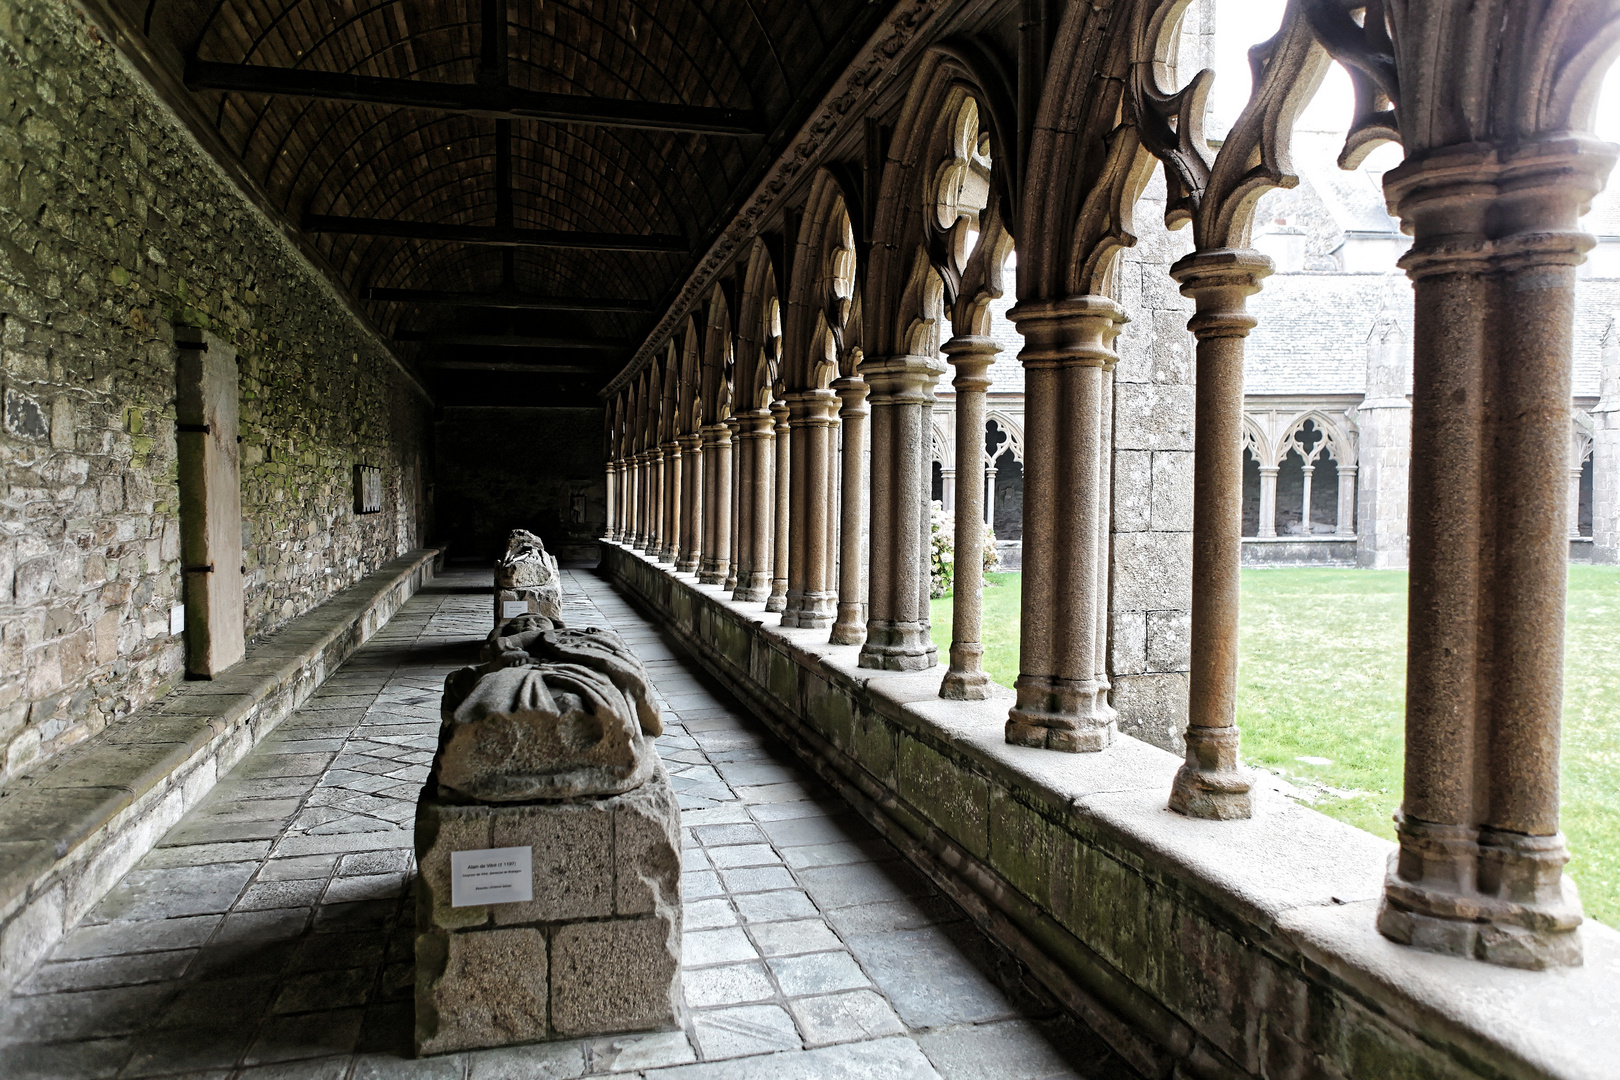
[0,548,439,993]
[604,542,1620,1080]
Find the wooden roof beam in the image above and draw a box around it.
[305,216,687,253]
[364,288,654,313]
[185,61,768,137]
[395,331,630,350]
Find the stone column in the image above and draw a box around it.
[940,468,955,511]
[782,390,840,628]
[1336,464,1357,537]
[1167,249,1269,818]
[1257,466,1278,538]
[629,453,646,550]
[767,400,791,612]
[830,375,870,645]
[659,442,680,563]
[698,423,732,584]
[1357,317,1413,568]
[605,461,618,541]
[1300,462,1315,536]
[941,336,997,699]
[733,410,775,602]
[859,355,945,669]
[984,465,996,526]
[1594,324,1620,564]
[724,416,742,592]
[1004,299,1120,749]
[1568,458,1585,541]
[646,450,664,554]
[677,434,703,572]
[1375,137,1614,968]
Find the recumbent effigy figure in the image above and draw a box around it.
[414,610,681,1056]
[493,528,564,628]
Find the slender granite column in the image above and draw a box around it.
[677,433,703,572]
[1375,137,1613,968]
[724,415,742,592]
[1167,249,1268,818]
[782,390,840,627]
[733,410,775,601]
[698,422,732,585]
[1257,466,1278,538]
[767,399,791,612]
[605,461,620,542]
[659,441,680,563]
[830,375,869,645]
[940,335,997,699]
[1004,299,1121,750]
[1336,464,1357,538]
[630,452,647,550]
[859,355,945,669]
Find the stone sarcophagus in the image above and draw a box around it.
[494,529,564,628]
[415,613,681,1056]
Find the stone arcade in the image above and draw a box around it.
[2,0,1620,1078]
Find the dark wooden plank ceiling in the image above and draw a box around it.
[122,0,888,406]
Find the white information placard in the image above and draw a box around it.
[502,600,529,618]
[450,846,534,907]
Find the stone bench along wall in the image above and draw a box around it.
[604,542,1620,1080]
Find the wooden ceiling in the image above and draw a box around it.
[112,0,891,406]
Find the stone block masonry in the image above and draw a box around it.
[414,759,683,1055]
[0,0,432,782]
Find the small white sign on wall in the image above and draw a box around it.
[502,600,529,618]
[450,846,533,907]
[170,605,186,635]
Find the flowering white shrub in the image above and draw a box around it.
[931,502,997,598]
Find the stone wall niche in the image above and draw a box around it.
[174,328,245,677]
[415,614,682,1056]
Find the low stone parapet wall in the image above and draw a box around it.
[1240,537,1357,566]
[0,549,440,994]
[603,541,1620,1080]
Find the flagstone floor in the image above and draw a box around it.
[0,567,1134,1080]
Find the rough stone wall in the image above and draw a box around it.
[434,407,605,563]
[1108,173,1197,753]
[0,0,432,783]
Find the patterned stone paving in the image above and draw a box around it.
[0,568,1134,1080]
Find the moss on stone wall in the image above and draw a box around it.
[0,0,432,781]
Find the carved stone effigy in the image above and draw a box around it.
[493,528,564,628]
[414,613,681,1056]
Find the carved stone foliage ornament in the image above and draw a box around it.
[435,616,664,802]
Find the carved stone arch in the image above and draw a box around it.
[678,316,704,436]
[786,169,862,391]
[866,53,1013,359]
[658,341,680,445]
[1241,412,1274,467]
[932,423,952,469]
[701,283,735,423]
[985,411,1023,464]
[646,356,667,449]
[896,248,947,360]
[735,238,782,407]
[1280,409,1351,467]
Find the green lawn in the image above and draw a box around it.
[931,566,1620,927]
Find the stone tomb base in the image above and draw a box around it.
[494,586,560,627]
[413,758,682,1056]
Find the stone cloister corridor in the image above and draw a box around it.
[5,0,1620,1077]
[0,568,1123,1078]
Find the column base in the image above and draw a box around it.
[940,642,992,700]
[696,560,727,586]
[781,592,836,629]
[829,604,865,646]
[765,581,787,612]
[1377,815,1584,969]
[656,545,676,564]
[723,573,738,592]
[1168,726,1252,820]
[1005,675,1113,752]
[676,556,700,574]
[732,573,772,603]
[858,621,936,670]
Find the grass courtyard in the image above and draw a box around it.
[930,565,1620,927]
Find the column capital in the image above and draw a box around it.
[1009,296,1126,370]
[784,388,841,426]
[700,421,732,447]
[862,354,946,404]
[943,334,999,393]
[736,407,775,436]
[1386,135,1617,279]
[1169,249,1271,338]
[676,432,703,452]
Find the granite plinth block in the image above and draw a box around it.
[413,757,682,1056]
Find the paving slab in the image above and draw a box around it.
[0,568,1130,1079]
